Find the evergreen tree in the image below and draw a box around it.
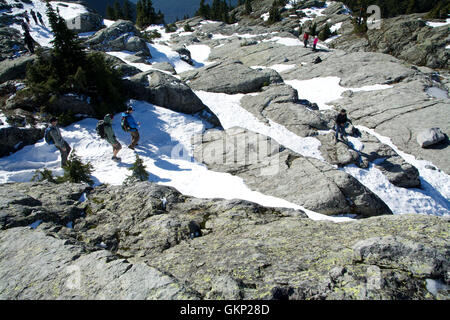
[124,154,149,185]
[184,23,193,32]
[26,2,126,121]
[113,0,124,20]
[45,2,85,82]
[106,4,116,20]
[136,0,164,28]
[197,0,210,19]
[310,22,317,36]
[211,0,221,20]
[31,168,57,183]
[123,0,134,21]
[59,150,94,184]
[268,1,282,24]
[245,0,252,15]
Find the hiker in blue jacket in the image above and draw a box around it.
[121,106,140,150]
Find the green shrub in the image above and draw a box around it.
[31,168,57,183]
[57,110,77,127]
[142,30,162,41]
[59,150,94,184]
[165,23,177,33]
[268,2,282,24]
[124,154,149,185]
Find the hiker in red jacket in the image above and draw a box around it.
[313,36,319,51]
[303,32,309,48]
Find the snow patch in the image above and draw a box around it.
[263,37,303,47]
[426,87,449,100]
[426,18,450,28]
[195,91,324,161]
[286,77,392,110]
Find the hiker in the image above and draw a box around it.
[47,117,72,167]
[36,11,45,26]
[313,36,319,51]
[121,106,140,150]
[24,30,35,54]
[21,19,30,33]
[30,10,38,25]
[335,109,352,142]
[303,32,309,48]
[23,11,30,24]
[103,114,122,161]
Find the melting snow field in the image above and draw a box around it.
[425,18,450,28]
[0,100,352,223]
[286,77,393,110]
[196,91,449,217]
[195,91,324,161]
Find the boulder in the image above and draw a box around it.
[65,12,103,34]
[86,20,151,57]
[333,13,449,69]
[173,46,193,65]
[318,131,421,188]
[48,95,96,117]
[317,133,360,167]
[417,128,447,148]
[0,227,200,300]
[0,55,36,83]
[74,182,306,258]
[0,127,44,158]
[180,60,283,94]
[0,27,27,62]
[322,2,348,15]
[152,62,177,75]
[240,84,330,137]
[97,51,142,77]
[123,70,208,115]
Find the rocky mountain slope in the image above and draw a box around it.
[0,0,449,299]
[1,182,449,299]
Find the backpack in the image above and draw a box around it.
[96,120,106,139]
[188,221,202,239]
[121,115,130,132]
[44,127,54,145]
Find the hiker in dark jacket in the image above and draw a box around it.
[104,114,122,161]
[23,11,30,24]
[335,109,352,142]
[36,12,45,26]
[24,30,35,54]
[48,117,72,167]
[121,106,140,150]
[21,20,30,33]
[30,10,38,25]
